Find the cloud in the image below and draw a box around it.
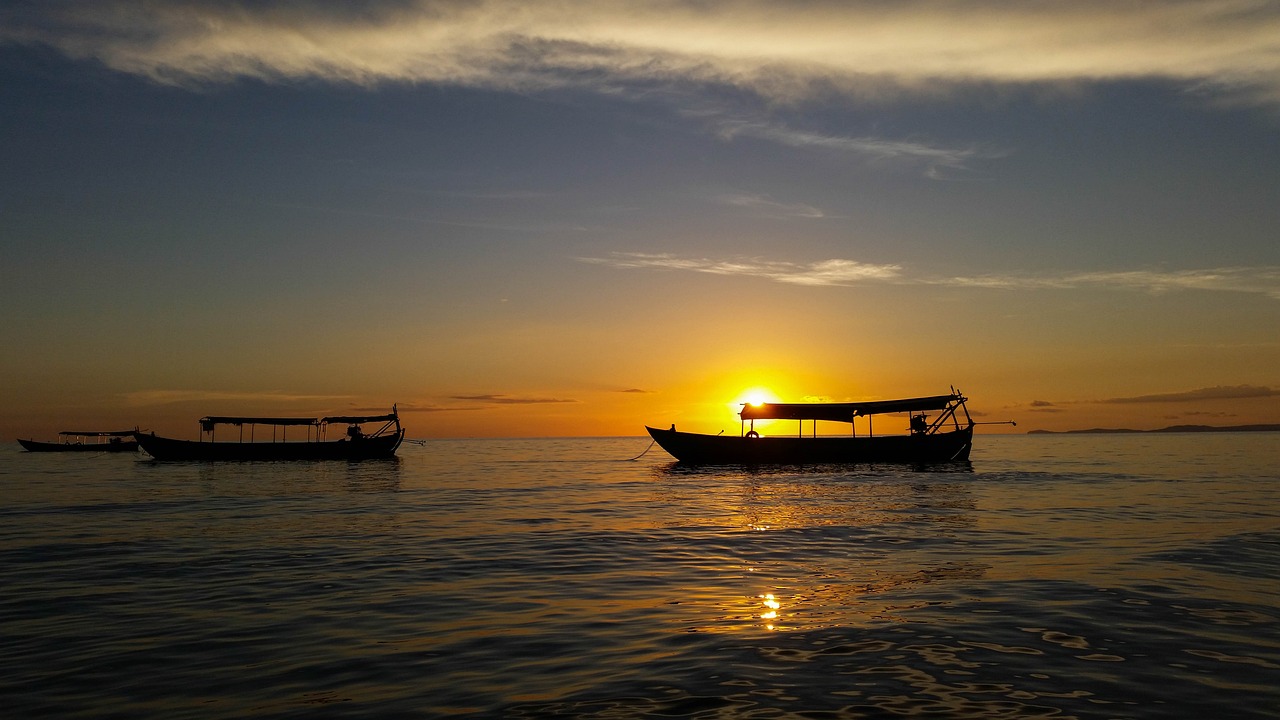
[1025,400,1064,413]
[578,252,1280,299]
[712,121,992,175]
[450,394,577,405]
[619,388,653,394]
[1100,385,1280,404]
[393,402,485,413]
[943,267,1280,299]
[4,1,1280,104]
[576,252,904,286]
[718,192,826,219]
[122,390,353,407]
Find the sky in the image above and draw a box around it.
[2,0,1279,439]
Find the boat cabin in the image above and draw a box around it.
[738,393,972,438]
[195,410,402,444]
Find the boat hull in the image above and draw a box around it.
[19,438,139,452]
[645,426,972,465]
[134,430,404,461]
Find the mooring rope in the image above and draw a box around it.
[627,439,657,461]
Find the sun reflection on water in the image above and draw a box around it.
[760,593,782,630]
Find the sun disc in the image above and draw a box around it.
[729,387,781,416]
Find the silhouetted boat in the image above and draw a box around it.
[646,391,981,465]
[134,407,405,461]
[18,430,139,453]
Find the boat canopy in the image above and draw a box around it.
[321,412,398,424]
[740,394,964,422]
[59,430,137,437]
[200,416,320,428]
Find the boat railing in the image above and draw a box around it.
[320,406,402,441]
[56,430,139,445]
[738,392,974,439]
[196,407,401,444]
[199,417,321,444]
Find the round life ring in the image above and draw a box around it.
[745,430,760,439]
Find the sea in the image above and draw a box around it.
[1,433,1278,719]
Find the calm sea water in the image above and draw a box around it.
[2,434,1278,719]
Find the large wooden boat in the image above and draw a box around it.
[18,430,139,453]
[646,392,981,465]
[134,407,405,461]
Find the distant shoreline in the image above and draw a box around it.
[1027,424,1280,435]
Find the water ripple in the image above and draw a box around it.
[2,436,1278,718]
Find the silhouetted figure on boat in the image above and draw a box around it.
[911,414,929,435]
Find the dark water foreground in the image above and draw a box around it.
[2,434,1277,719]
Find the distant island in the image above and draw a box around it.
[1028,424,1280,435]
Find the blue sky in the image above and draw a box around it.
[2,1,1278,437]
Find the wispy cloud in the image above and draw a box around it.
[1027,400,1065,414]
[389,402,482,413]
[121,390,354,407]
[4,1,1279,104]
[718,192,827,219]
[1100,385,1280,404]
[942,268,1280,299]
[1174,410,1237,419]
[578,252,1280,299]
[576,252,904,286]
[712,121,992,176]
[450,394,577,405]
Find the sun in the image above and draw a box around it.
[729,387,781,414]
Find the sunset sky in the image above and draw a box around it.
[3,0,1278,440]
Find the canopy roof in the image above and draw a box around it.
[198,411,399,427]
[740,394,964,422]
[200,416,320,427]
[59,430,136,437]
[321,413,398,424]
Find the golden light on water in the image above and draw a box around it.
[761,592,782,630]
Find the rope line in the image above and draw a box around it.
[627,439,657,461]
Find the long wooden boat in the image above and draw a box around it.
[647,392,984,465]
[18,430,139,453]
[134,407,405,461]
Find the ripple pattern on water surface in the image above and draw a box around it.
[1,436,1279,719]
[498,583,1279,719]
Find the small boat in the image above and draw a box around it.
[646,391,985,465]
[134,407,405,461]
[18,430,139,453]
